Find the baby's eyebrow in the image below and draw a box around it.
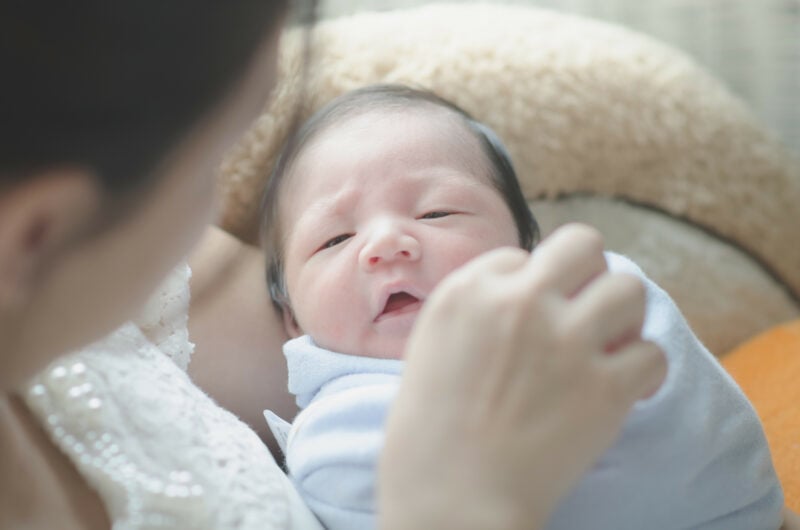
[287,191,356,245]
[286,171,484,245]
[309,189,358,223]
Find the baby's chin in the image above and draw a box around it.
[334,333,409,361]
[357,336,408,360]
[315,316,416,360]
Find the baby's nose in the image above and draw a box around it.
[360,228,421,270]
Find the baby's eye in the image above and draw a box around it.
[420,211,452,219]
[320,234,352,250]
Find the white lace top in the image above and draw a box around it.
[23,264,321,530]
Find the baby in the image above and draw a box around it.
[262,85,782,530]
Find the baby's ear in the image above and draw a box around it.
[280,304,303,338]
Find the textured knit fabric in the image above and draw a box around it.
[275,252,783,530]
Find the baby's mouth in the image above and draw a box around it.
[376,292,422,321]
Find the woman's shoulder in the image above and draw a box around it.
[21,252,314,529]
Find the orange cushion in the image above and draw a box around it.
[722,319,800,511]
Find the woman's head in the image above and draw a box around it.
[1,2,289,196]
[0,1,292,387]
[263,85,540,308]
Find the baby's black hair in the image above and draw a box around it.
[261,84,540,309]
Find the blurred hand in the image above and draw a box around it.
[378,224,666,530]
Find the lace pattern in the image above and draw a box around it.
[24,264,295,529]
[135,264,194,371]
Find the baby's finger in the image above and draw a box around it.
[477,246,532,274]
[603,340,667,404]
[570,272,647,350]
[452,246,530,280]
[526,224,607,298]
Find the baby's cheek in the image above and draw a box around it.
[307,283,361,348]
[443,239,503,273]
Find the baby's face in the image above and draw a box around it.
[279,109,520,359]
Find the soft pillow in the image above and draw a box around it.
[723,319,800,511]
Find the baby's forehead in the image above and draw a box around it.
[277,105,495,219]
[343,104,471,137]
[294,105,488,176]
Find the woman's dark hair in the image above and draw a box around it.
[0,1,289,194]
[262,84,540,309]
